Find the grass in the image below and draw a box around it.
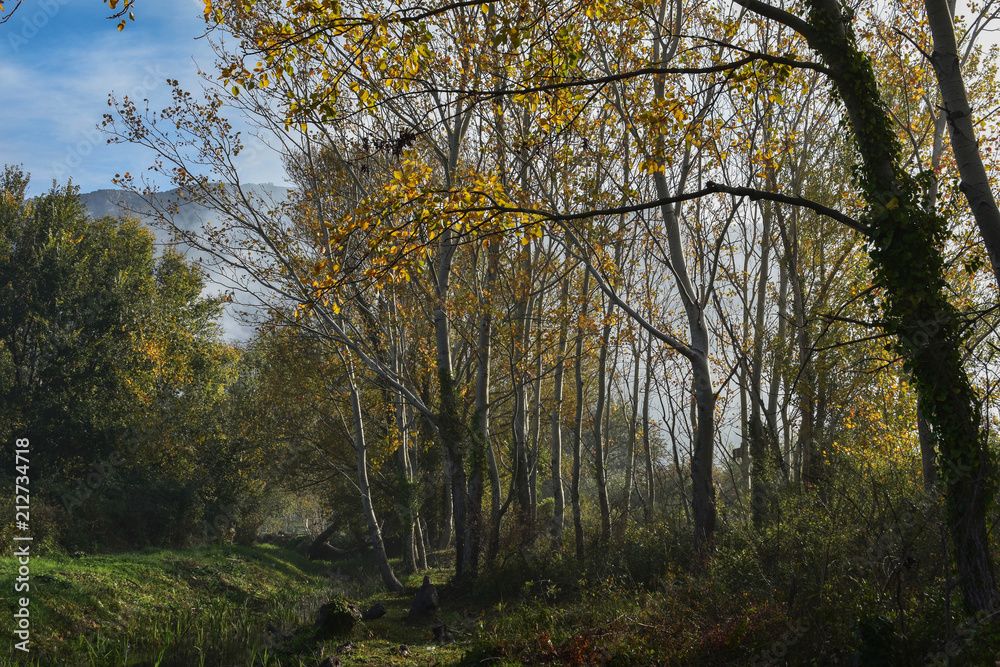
[0,542,472,666]
[0,538,878,666]
[7,523,999,666]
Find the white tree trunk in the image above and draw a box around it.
[924,0,1000,288]
[345,360,404,593]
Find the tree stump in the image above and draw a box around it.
[407,576,439,620]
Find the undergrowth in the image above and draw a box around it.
[5,456,1000,666]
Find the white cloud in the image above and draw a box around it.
[0,2,289,194]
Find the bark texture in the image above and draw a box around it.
[924,0,1000,288]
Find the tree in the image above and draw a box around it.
[733,0,998,613]
[341,350,406,591]
[110,0,1000,611]
[0,165,274,548]
[923,0,1000,287]
[0,166,156,474]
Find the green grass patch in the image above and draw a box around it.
[0,543,336,665]
[6,531,995,666]
[0,544,474,666]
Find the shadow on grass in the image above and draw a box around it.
[0,543,337,666]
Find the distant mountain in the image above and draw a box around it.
[78,188,162,220]
[79,183,290,230]
[79,185,292,341]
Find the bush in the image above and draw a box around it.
[314,595,361,639]
[58,465,205,551]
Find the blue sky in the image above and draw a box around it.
[0,0,288,196]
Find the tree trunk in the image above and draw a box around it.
[768,250,789,476]
[572,270,591,563]
[433,228,468,576]
[439,448,454,550]
[550,276,570,544]
[391,317,420,573]
[649,19,719,554]
[642,332,655,522]
[737,220,754,487]
[487,437,503,564]
[750,199,775,527]
[345,362,404,593]
[651,165,717,557]
[688,351,717,557]
[511,351,533,529]
[415,513,428,570]
[924,0,1000,288]
[777,205,813,484]
[511,245,534,528]
[307,520,340,559]
[619,340,641,535]
[529,331,543,525]
[592,292,614,543]
[466,242,498,576]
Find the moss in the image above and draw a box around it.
[314,595,361,639]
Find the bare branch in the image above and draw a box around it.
[731,0,817,42]
[0,0,23,23]
[465,181,868,235]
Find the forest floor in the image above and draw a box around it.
[0,541,471,666]
[4,537,1000,666]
